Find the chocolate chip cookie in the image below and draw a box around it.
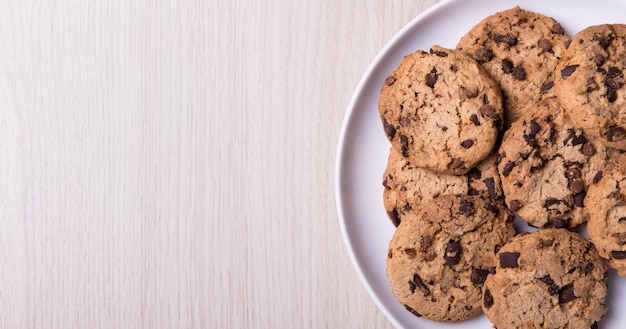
[386,195,515,322]
[379,45,503,175]
[482,229,608,329]
[456,6,570,126]
[554,24,626,150]
[497,97,608,228]
[587,152,626,277]
[383,148,503,226]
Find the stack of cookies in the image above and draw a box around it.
[380,6,626,328]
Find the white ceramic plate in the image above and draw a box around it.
[335,0,626,328]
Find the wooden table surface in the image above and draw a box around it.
[0,0,438,327]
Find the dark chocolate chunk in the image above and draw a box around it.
[411,273,430,296]
[499,252,520,268]
[593,171,603,184]
[538,39,553,52]
[571,135,587,146]
[539,275,559,295]
[541,81,554,92]
[480,104,495,116]
[470,114,481,125]
[501,59,514,74]
[467,188,479,196]
[461,139,474,148]
[382,179,391,190]
[400,117,411,127]
[404,248,417,259]
[475,48,493,63]
[400,135,409,157]
[387,209,400,227]
[385,75,397,86]
[581,142,596,156]
[593,34,610,49]
[420,235,433,251]
[471,268,491,284]
[561,65,579,79]
[569,179,584,194]
[607,126,626,142]
[529,120,540,135]
[404,304,422,317]
[458,198,475,216]
[493,33,517,46]
[563,129,576,145]
[551,23,565,35]
[483,288,493,308]
[451,158,464,169]
[558,284,577,303]
[484,178,499,199]
[587,77,600,92]
[430,48,448,57]
[612,250,626,259]
[546,218,570,228]
[574,192,586,208]
[538,239,554,248]
[383,119,396,139]
[462,87,478,98]
[594,53,605,66]
[425,68,438,88]
[484,202,499,214]
[445,240,462,266]
[512,66,526,81]
[502,161,515,177]
[509,200,521,211]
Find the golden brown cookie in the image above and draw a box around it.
[554,24,626,150]
[379,46,503,175]
[386,195,515,322]
[483,229,608,329]
[457,6,570,126]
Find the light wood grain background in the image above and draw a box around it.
[0,0,438,327]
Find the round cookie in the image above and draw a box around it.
[383,148,504,226]
[379,45,503,175]
[497,97,608,229]
[587,152,626,277]
[386,195,516,322]
[456,6,570,126]
[554,24,626,150]
[482,229,608,329]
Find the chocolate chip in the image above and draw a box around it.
[458,198,475,216]
[544,198,564,210]
[561,65,579,79]
[430,48,448,57]
[382,179,391,190]
[467,188,479,196]
[565,167,582,179]
[501,59,514,74]
[612,250,626,259]
[607,126,626,142]
[583,262,595,274]
[462,87,478,98]
[420,235,433,251]
[425,68,438,88]
[558,284,577,303]
[509,200,521,211]
[539,81,554,93]
[383,119,396,139]
[592,322,599,329]
[563,129,576,145]
[546,218,570,228]
[529,120,540,135]
[499,252,520,268]
[538,39,554,52]
[468,114,481,126]
[471,268,491,284]
[538,239,554,248]
[404,304,422,317]
[400,135,409,157]
[581,142,596,156]
[468,167,482,180]
[480,104,495,116]
[574,192,586,208]
[461,139,474,148]
[594,53,605,66]
[408,280,416,294]
[411,273,430,296]
[571,135,587,146]
[484,202,499,214]
[452,158,464,169]
[400,117,411,127]
[502,161,515,177]
[610,191,626,206]
[620,217,626,222]
[475,48,493,63]
[593,34,610,49]
[483,288,493,308]
[497,152,506,164]
[404,248,417,259]
[445,240,462,266]
[385,75,397,86]
[523,134,538,148]
[539,275,559,295]
[570,179,584,194]
[512,66,526,81]
[387,250,393,259]
[484,178,499,199]
[493,33,517,46]
[551,23,565,35]
[593,171,603,184]
[482,94,490,104]
[387,209,400,227]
